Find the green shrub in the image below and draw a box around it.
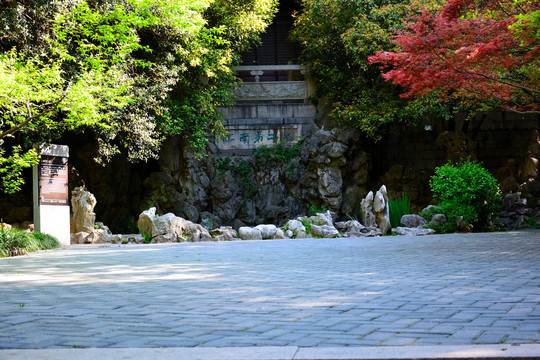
[388,193,411,228]
[309,205,327,213]
[429,159,501,232]
[299,217,312,235]
[32,232,60,250]
[0,229,60,257]
[141,233,152,244]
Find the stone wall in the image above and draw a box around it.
[378,112,539,209]
[0,112,537,232]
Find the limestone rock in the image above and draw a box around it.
[394,227,436,236]
[308,211,334,227]
[151,213,184,239]
[210,227,237,241]
[137,207,210,242]
[255,224,278,239]
[335,220,366,237]
[137,207,158,237]
[182,221,212,242]
[374,185,391,234]
[274,228,286,239]
[422,205,443,214]
[152,233,177,243]
[429,214,447,227]
[400,214,427,228]
[238,227,263,240]
[317,166,343,210]
[362,226,383,237]
[320,142,348,158]
[71,186,97,233]
[361,191,377,228]
[311,224,339,238]
[287,219,305,234]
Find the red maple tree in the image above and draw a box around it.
[369,0,539,113]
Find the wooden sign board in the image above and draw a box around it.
[39,155,68,206]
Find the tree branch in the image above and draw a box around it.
[453,68,540,95]
[0,94,68,139]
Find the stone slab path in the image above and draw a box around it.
[0,231,539,349]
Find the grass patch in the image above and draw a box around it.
[0,228,60,258]
[388,192,411,228]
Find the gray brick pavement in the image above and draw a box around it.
[0,231,539,349]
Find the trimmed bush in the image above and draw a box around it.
[428,159,501,232]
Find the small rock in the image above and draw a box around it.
[429,214,447,227]
[400,214,427,228]
[422,205,443,214]
[361,226,382,237]
[255,224,279,239]
[394,227,436,236]
[374,185,391,234]
[308,210,334,227]
[335,220,366,237]
[287,220,306,234]
[210,226,237,241]
[361,191,377,228]
[311,224,339,238]
[238,227,263,240]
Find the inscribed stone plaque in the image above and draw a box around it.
[39,155,68,206]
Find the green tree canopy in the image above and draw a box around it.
[0,0,276,193]
[291,0,448,140]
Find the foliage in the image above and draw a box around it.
[141,233,152,244]
[428,159,502,232]
[309,205,328,213]
[388,193,411,228]
[0,146,38,193]
[520,216,540,229]
[370,0,540,115]
[0,0,277,193]
[31,232,61,250]
[299,217,312,235]
[214,142,302,198]
[291,0,448,140]
[0,229,60,258]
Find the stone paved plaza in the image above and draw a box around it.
[0,231,539,349]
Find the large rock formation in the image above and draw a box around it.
[373,185,391,234]
[138,126,371,230]
[71,186,96,233]
[137,207,211,243]
[70,186,113,244]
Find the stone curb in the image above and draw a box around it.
[1,345,539,360]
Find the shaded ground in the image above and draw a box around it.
[0,231,539,349]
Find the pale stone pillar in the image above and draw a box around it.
[33,144,70,246]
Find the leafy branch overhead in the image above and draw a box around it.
[291,0,450,140]
[369,0,539,114]
[0,0,277,193]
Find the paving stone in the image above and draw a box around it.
[0,231,539,348]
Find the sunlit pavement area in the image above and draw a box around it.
[0,231,539,355]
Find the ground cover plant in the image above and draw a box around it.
[389,193,411,228]
[424,159,502,233]
[0,228,60,257]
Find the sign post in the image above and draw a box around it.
[33,144,70,245]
